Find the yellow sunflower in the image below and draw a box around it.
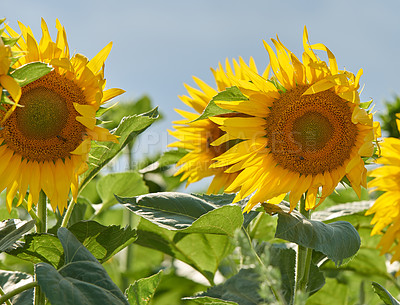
[168,58,267,193]
[210,27,378,212]
[366,114,400,273]
[0,19,124,213]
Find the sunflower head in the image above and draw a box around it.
[210,26,379,212]
[168,58,264,193]
[0,19,124,213]
[366,114,400,275]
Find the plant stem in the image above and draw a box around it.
[36,191,47,234]
[295,195,313,297]
[0,285,13,305]
[35,191,47,305]
[60,198,75,228]
[0,281,38,304]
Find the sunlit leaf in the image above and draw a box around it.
[79,108,159,193]
[372,282,400,305]
[264,202,361,266]
[116,192,243,284]
[11,62,52,87]
[125,270,162,305]
[192,86,245,122]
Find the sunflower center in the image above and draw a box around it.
[292,112,333,151]
[266,85,358,175]
[17,87,68,139]
[0,70,87,162]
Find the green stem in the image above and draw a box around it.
[0,281,38,304]
[36,191,47,233]
[60,198,75,228]
[0,285,13,305]
[35,191,47,305]
[122,210,134,289]
[295,195,313,298]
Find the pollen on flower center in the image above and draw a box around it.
[266,85,358,175]
[0,71,87,162]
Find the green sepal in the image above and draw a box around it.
[11,62,53,87]
[192,86,247,122]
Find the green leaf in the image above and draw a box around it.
[96,171,149,209]
[155,149,188,168]
[116,192,243,235]
[36,228,129,305]
[101,95,155,130]
[192,193,257,228]
[79,108,159,192]
[68,220,137,263]
[116,192,243,284]
[0,219,35,252]
[188,269,265,305]
[8,233,65,269]
[125,270,163,305]
[267,202,361,266]
[371,282,400,305]
[9,220,136,268]
[11,62,53,87]
[0,270,33,305]
[192,86,246,122]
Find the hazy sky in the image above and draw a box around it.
[3,0,400,191]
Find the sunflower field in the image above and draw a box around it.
[1,6,400,305]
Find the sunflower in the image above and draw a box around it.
[366,114,400,274]
[210,27,378,212]
[168,58,267,193]
[0,19,124,213]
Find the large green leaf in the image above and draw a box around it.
[372,282,400,305]
[36,228,129,305]
[193,193,257,228]
[8,220,136,268]
[116,192,243,235]
[11,62,53,87]
[265,202,361,265]
[0,219,35,252]
[125,270,162,305]
[192,86,245,122]
[0,270,33,305]
[116,192,243,284]
[79,108,159,193]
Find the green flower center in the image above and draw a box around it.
[17,87,68,139]
[292,111,333,151]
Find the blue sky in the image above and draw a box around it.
[3,0,400,191]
